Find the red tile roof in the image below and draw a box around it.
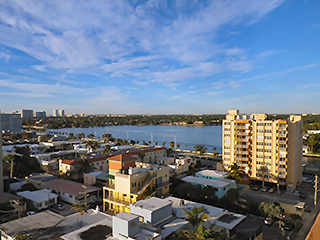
[107,153,136,162]
[46,179,100,196]
[60,156,108,166]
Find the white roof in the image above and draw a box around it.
[115,212,138,221]
[196,170,227,178]
[17,189,58,203]
[182,176,234,188]
[131,197,172,212]
[160,197,246,238]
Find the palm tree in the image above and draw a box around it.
[78,158,94,175]
[138,152,146,162]
[194,144,207,157]
[102,133,112,143]
[14,231,29,240]
[68,133,76,139]
[162,142,166,147]
[44,164,53,173]
[3,154,15,178]
[228,162,245,181]
[182,205,210,227]
[71,203,87,227]
[212,147,218,156]
[169,141,175,149]
[87,134,95,140]
[102,145,112,154]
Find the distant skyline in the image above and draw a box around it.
[0,0,320,115]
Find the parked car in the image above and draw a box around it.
[261,186,269,192]
[269,187,276,193]
[55,204,65,210]
[253,185,260,191]
[264,217,274,226]
[283,221,294,230]
[0,218,8,223]
[27,211,35,216]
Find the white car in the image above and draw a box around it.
[27,211,35,216]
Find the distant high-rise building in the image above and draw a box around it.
[0,133,3,192]
[0,112,22,132]
[34,111,46,118]
[59,109,65,117]
[53,109,59,117]
[222,110,303,192]
[19,109,33,118]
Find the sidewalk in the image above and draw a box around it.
[295,205,319,240]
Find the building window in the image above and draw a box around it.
[225,152,230,155]
[257,129,263,133]
[265,136,271,140]
[224,146,230,149]
[265,130,272,133]
[224,134,230,137]
[225,122,230,125]
[257,123,263,126]
[257,135,263,139]
[265,123,272,126]
[225,128,230,131]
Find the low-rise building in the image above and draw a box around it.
[195,170,228,180]
[182,176,237,199]
[17,189,58,210]
[103,166,170,215]
[84,171,110,186]
[129,147,167,164]
[46,179,100,205]
[25,173,58,189]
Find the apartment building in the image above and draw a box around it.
[0,112,22,132]
[34,111,46,118]
[103,165,170,215]
[222,110,303,192]
[19,109,33,118]
[129,146,167,164]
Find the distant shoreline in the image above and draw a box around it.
[303,153,320,158]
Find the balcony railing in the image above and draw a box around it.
[278,133,287,137]
[240,163,248,167]
[235,156,249,161]
[278,126,287,130]
[278,140,287,144]
[236,131,250,136]
[235,125,250,129]
[104,182,115,190]
[236,144,249,148]
[278,174,286,179]
[278,147,287,151]
[105,195,131,206]
[236,137,250,142]
[278,160,286,165]
[278,167,286,171]
[235,150,249,154]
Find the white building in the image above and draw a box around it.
[0,112,22,132]
[53,109,59,117]
[59,109,65,117]
[17,189,58,210]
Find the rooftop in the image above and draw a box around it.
[182,176,235,188]
[107,153,136,162]
[114,212,138,222]
[131,197,172,212]
[46,179,100,196]
[17,189,58,203]
[0,192,21,203]
[196,170,227,178]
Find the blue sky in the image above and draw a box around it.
[0,0,320,115]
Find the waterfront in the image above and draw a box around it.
[47,125,223,153]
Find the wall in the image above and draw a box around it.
[84,174,96,185]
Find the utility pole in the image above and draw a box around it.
[13,200,21,219]
[151,133,153,146]
[127,131,129,141]
[314,175,318,206]
[82,185,87,209]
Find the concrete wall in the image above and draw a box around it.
[113,214,140,240]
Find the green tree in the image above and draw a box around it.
[227,162,245,181]
[102,133,112,143]
[138,152,146,162]
[182,205,210,227]
[212,147,218,156]
[102,145,112,154]
[68,133,76,139]
[259,202,282,219]
[71,203,87,227]
[194,144,207,157]
[176,144,180,149]
[78,158,94,176]
[169,141,175,149]
[162,142,166,146]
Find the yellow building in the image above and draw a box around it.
[103,166,170,215]
[222,110,303,192]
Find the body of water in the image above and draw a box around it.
[47,125,223,153]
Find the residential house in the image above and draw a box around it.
[17,189,58,210]
[195,170,228,180]
[46,179,100,205]
[84,171,110,186]
[182,176,237,199]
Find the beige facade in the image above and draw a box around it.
[103,166,170,215]
[222,110,303,191]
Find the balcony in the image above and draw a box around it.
[236,137,250,142]
[236,125,250,129]
[104,182,115,190]
[104,195,131,206]
[235,150,249,155]
[278,140,287,144]
[235,156,249,161]
[236,131,250,136]
[240,163,248,168]
[278,126,287,130]
[278,160,286,165]
[278,167,286,171]
[278,174,286,179]
[279,133,287,137]
[236,144,249,148]
[278,147,287,151]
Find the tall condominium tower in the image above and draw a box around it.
[59,109,65,117]
[53,109,59,117]
[222,110,303,192]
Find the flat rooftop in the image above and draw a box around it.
[131,197,172,212]
[182,176,234,188]
[115,212,138,222]
[17,189,58,203]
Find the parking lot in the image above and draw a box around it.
[263,219,297,240]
